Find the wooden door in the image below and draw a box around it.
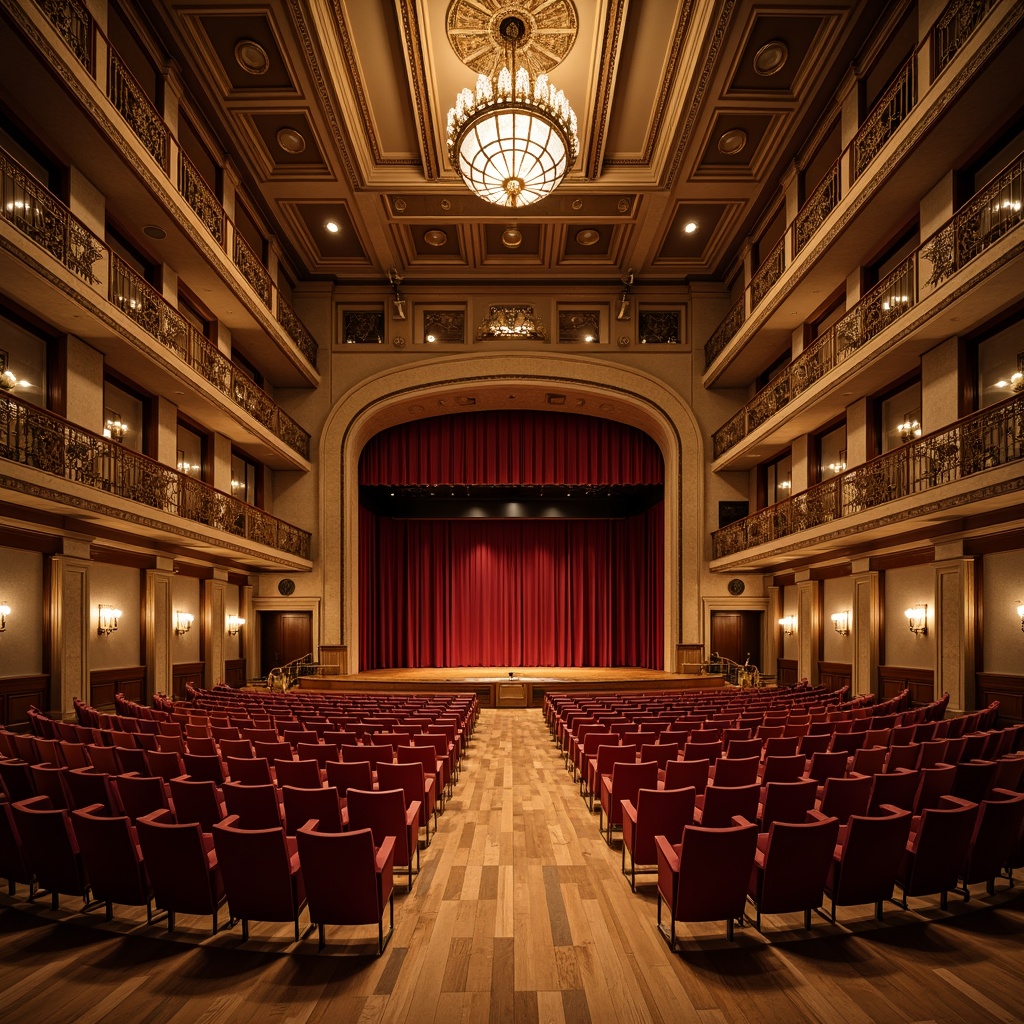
[710,611,762,672]
[259,611,312,678]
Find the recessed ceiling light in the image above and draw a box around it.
[143,224,166,239]
[754,40,788,77]
[234,39,269,76]
[424,229,448,247]
[576,229,600,246]
[683,221,697,234]
[502,227,523,248]
[276,128,306,154]
[325,220,340,233]
[718,129,748,155]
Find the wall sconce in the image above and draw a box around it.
[1017,601,1024,632]
[388,268,406,320]
[174,610,194,635]
[831,610,851,636]
[97,604,121,636]
[905,604,928,636]
[0,601,10,632]
[103,414,128,443]
[897,412,922,444]
[227,614,245,636]
[778,615,796,636]
[616,269,633,321]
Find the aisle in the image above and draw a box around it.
[0,709,1023,1024]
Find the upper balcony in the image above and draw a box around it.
[712,148,1024,466]
[2,0,319,387]
[0,144,310,468]
[702,0,1020,388]
[710,392,1024,572]
[0,393,311,570]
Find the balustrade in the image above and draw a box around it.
[178,151,224,245]
[38,0,92,71]
[853,55,917,181]
[0,394,311,559]
[107,49,169,171]
[933,0,999,75]
[233,233,273,309]
[793,160,840,255]
[703,297,745,370]
[749,238,785,312]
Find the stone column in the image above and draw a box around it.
[145,561,175,699]
[796,577,820,686]
[49,550,91,720]
[850,565,880,698]
[935,556,975,715]
[203,571,229,689]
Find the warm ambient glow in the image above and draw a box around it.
[1017,601,1024,631]
[831,610,851,635]
[683,221,698,234]
[174,610,194,635]
[97,604,121,636]
[905,604,928,635]
[0,601,9,632]
[778,615,796,635]
[324,220,339,233]
[227,614,245,635]
[103,416,128,442]
[446,17,578,209]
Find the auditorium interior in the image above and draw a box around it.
[1,0,1023,1021]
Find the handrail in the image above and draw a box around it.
[852,53,917,182]
[712,391,1024,559]
[750,237,785,312]
[933,0,999,75]
[711,147,1024,459]
[0,392,311,559]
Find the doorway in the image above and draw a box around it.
[259,611,313,679]
[710,610,763,672]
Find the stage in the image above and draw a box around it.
[299,667,727,708]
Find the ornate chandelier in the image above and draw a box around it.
[446,16,578,209]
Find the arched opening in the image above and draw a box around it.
[319,352,704,672]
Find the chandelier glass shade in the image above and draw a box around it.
[446,21,578,209]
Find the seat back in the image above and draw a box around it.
[699,783,760,829]
[377,761,427,816]
[828,807,912,907]
[181,753,225,787]
[886,743,921,772]
[961,789,1024,887]
[325,759,373,798]
[253,740,294,764]
[663,757,709,796]
[725,737,762,760]
[281,785,343,836]
[760,754,807,785]
[681,739,722,764]
[711,756,760,788]
[145,749,184,783]
[951,759,998,803]
[226,756,273,786]
[346,787,414,868]
[805,750,848,784]
[639,742,678,769]
[11,796,86,900]
[168,777,225,832]
[65,767,121,815]
[274,759,322,789]
[296,825,388,926]
[798,733,832,757]
[348,744,394,771]
[752,814,840,916]
[762,736,800,759]
[672,820,758,924]
[818,773,872,824]
[850,746,887,776]
[867,768,921,814]
[628,786,695,867]
[222,783,283,831]
[115,773,171,823]
[296,742,339,769]
[604,761,659,827]
[759,779,818,831]
[913,763,957,814]
[29,764,71,809]
[900,797,978,898]
[71,806,149,909]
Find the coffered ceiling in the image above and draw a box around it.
[149,0,879,283]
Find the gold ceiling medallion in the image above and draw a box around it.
[276,128,306,154]
[754,40,788,76]
[234,40,269,75]
[446,0,578,77]
[446,3,579,209]
[718,128,748,155]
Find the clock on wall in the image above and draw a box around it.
[728,578,745,596]
[278,578,295,596]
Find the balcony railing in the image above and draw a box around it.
[921,150,1023,287]
[0,147,104,283]
[109,254,311,460]
[750,238,785,312]
[712,393,1024,559]
[853,54,917,181]
[933,0,999,75]
[107,49,169,171]
[178,151,224,245]
[793,159,841,255]
[704,297,746,369]
[38,0,93,71]
[277,296,319,369]
[711,151,1024,459]
[0,394,311,560]
[233,233,273,309]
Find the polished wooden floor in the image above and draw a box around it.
[1,709,1023,1024]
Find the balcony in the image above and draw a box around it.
[712,148,1023,461]
[0,145,311,463]
[702,0,1014,378]
[0,393,311,565]
[23,0,319,378]
[711,393,1024,567]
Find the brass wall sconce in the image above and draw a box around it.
[0,601,10,632]
[831,610,850,636]
[778,615,796,636]
[905,604,928,635]
[97,604,121,636]
[227,614,245,636]
[174,610,194,635]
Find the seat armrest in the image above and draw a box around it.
[654,834,679,872]
[620,799,638,825]
[376,835,396,871]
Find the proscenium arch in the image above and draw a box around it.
[319,351,704,672]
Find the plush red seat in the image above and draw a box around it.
[599,760,659,843]
[71,804,151,922]
[346,787,420,889]
[621,785,695,891]
[894,795,978,910]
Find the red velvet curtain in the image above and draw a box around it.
[359,504,664,669]
[358,410,665,669]
[360,410,663,485]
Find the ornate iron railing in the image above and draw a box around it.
[0,394,311,559]
[37,0,93,71]
[0,146,104,283]
[177,151,224,245]
[232,231,272,309]
[921,151,1023,287]
[933,0,999,75]
[712,393,1024,559]
[107,49,169,170]
[793,159,841,255]
[704,297,745,369]
[109,254,310,460]
[853,54,917,181]
[713,254,917,458]
[750,237,786,311]
[276,295,319,369]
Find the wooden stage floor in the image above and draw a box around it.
[299,667,727,707]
